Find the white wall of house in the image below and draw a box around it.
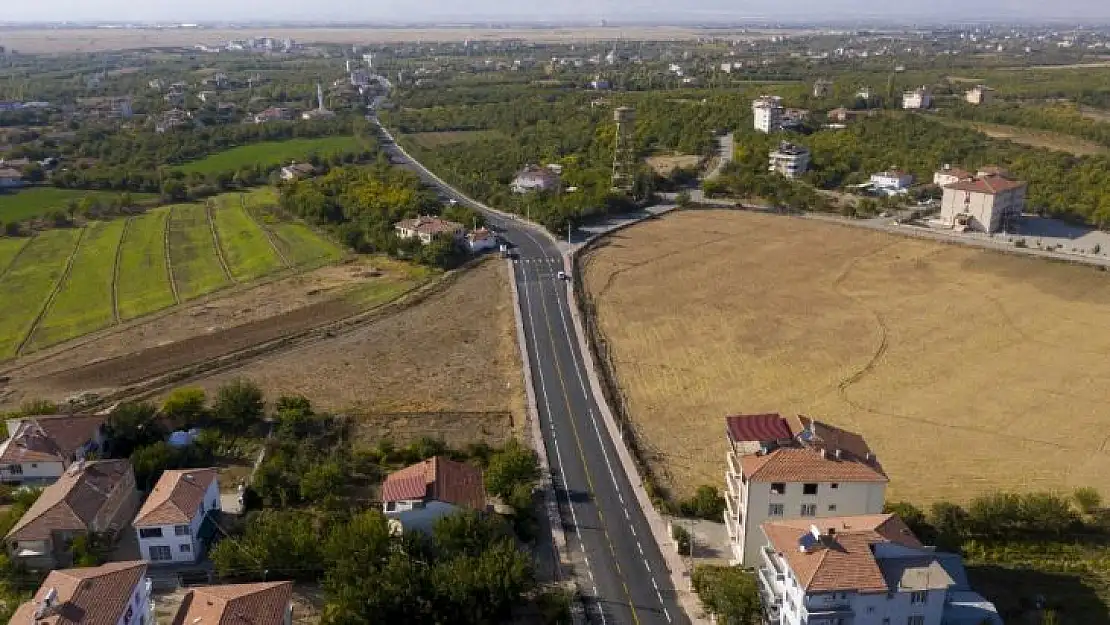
[762,547,947,625]
[869,173,912,189]
[728,462,886,566]
[939,186,1025,233]
[136,480,220,565]
[0,460,65,485]
[114,576,154,625]
[383,499,461,533]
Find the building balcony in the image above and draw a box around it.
[724,513,739,541]
[757,566,784,606]
[803,606,855,623]
[726,451,742,479]
[725,491,741,521]
[762,545,784,575]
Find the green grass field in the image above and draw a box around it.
[0,189,349,359]
[0,229,82,357]
[0,187,157,223]
[174,136,364,176]
[27,220,126,350]
[116,209,177,321]
[0,238,30,274]
[210,198,284,281]
[167,203,231,301]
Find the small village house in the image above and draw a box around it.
[253,107,293,124]
[510,164,561,194]
[171,581,294,625]
[965,85,994,105]
[869,169,914,194]
[133,468,221,565]
[0,166,23,188]
[723,413,888,566]
[280,162,316,181]
[381,456,487,532]
[5,459,140,569]
[758,514,1001,625]
[394,216,466,245]
[10,561,153,625]
[466,227,499,253]
[768,142,810,179]
[940,174,1027,233]
[902,86,932,110]
[0,414,107,485]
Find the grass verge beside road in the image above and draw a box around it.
[28,220,127,350]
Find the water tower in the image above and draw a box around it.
[611,106,636,193]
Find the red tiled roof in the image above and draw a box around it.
[762,514,921,593]
[394,216,465,237]
[7,460,133,541]
[381,456,486,511]
[737,415,886,483]
[133,468,218,527]
[0,415,103,465]
[725,413,793,443]
[171,581,293,625]
[9,561,148,625]
[944,174,1025,195]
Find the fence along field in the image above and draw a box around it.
[583,209,1110,505]
[0,191,343,359]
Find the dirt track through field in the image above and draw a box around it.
[583,209,1110,504]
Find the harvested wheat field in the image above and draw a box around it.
[583,209,1110,504]
[180,259,524,426]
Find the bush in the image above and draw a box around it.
[691,565,761,625]
[678,485,726,521]
[1073,487,1102,515]
[672,524,692,556]
[213,379,265,433]
[485,440,541,501]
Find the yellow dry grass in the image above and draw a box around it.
[582,210,1110,504]
[645,154,703,176]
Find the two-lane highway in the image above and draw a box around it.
[377,123,687,625]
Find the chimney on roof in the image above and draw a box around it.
[33,588,59,619]
[810,524,822,540]
[834,448,842,460]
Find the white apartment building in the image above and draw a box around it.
[939,174,1027,233]
[758,514,1001,625]
[133,468,220,565]
[965,85,994,105]
[902,87,932,110]
[723,414,887,566]
[768,143,811,179]
[753,95,785,133]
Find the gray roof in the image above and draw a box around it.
[878,555,955,592]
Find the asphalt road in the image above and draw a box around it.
[376,124,687,625]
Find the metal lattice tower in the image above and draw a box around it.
[611,106,636,193]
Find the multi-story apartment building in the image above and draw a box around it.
[757,514,1001,625]
[768,143,811,179]
[753,96,785,133]
[723,413,887,566]
[939,174,1027,233]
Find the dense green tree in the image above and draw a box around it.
[213,379,265,433]
[106,402,165,458]
[161,387,207,427]
[484,440,540,502]
[692,565,761,625]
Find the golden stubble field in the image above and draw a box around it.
[583,210,1110,504]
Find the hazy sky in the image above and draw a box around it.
[3,0,1110,24]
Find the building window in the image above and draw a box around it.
[770,482,786,495]
[148,545,172,561]
[803,483,818,495]
[180,543,191,553]
[30,463,37,468]
[139,528,163,539]
[413,501,426,509]
[828,504,837,512]
[907,617,925,625]
[174,525,190,536]
[800,504,817,517]
[768,503,785,517]
[911,591,927,605]
[386,501,396,512]
[8,465,22,475]
[831,483,839,489]
[867,607,876,614]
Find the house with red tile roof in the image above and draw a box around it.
[381,456,486,532]
[5,459,140,569]
[758,514,1001,625]
[133,468,221,565]
[940,172,1027,233]
[0,414,106,486]
[10,561,153,625]
[170,581,294,625]
[393,216,466,245]
[723,413,887,566]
